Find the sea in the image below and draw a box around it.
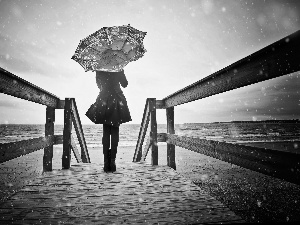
[0,122,299,152]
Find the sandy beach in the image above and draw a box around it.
[1,142,300,223]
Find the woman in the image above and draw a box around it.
[86,70,131,172]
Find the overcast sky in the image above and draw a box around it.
[0,0,299,124]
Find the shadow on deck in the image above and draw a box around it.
[0,162,244,224]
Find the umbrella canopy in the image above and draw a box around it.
[71,24,147,72]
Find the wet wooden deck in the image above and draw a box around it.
[0,162,244,224]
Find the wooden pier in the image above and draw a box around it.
[1,30,300,224]
[0,162,244,224]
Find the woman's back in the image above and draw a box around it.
[86,70,131,126]
[96,70,128,94]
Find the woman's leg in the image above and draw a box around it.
[110,125,119,151]
[110,125,119,172]
[102,124,111,172]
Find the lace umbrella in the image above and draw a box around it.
[71,24,147,72]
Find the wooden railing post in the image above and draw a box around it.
[149,98,158,166]
[62,98,72,169]
[70,98,90,163]
[166,107,176,170]
[133,99,151,162]
[43,107,55,171]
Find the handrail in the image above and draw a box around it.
[161,30,300,108]
[0,136,57,163]
[134,30,300,185]
[0,68,90,171]
[0,67,64,108]
[162,133,300,185]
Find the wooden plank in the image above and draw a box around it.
[0,67,61,108]
[165,134,300,185]
[141,136,151,161]
[133,99,151,162]
[62,98,72,169]
[70,99,90,163]
[43,107,55,171]
[149,98,158,166]
[70,135,82,163]
[0,136,55,163]
[166,107,176,170]
[0,163,244,224]
[162,30,300,108]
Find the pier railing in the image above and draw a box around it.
[133,30,300,185]
[0,67,90,171]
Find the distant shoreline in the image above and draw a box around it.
[1,119,300,126]
[185,119,300,124]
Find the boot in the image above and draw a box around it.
[110,149,117,172]
[103,151,110,172]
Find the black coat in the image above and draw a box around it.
[86,70,131,126]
